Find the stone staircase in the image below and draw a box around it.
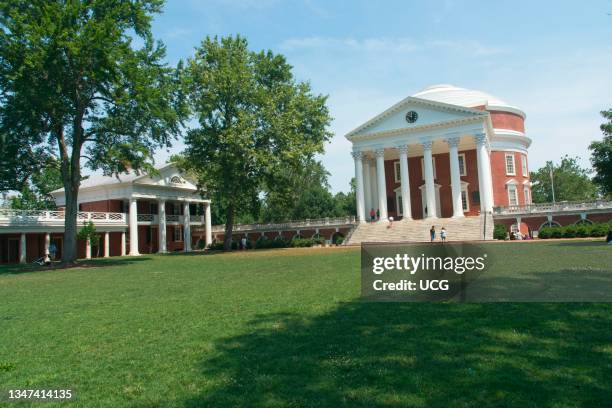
[345,213,493,245]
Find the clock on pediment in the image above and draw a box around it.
[405,110,418,123]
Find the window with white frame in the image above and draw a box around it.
[505,154,516,176]
[460,186,469,212]
[394,161,401,183]
[458,153,467,176]
[521,155,528,177]
[420,157,437,180]
[524,186,531,204]
[174,225,183,242]
[507,184,519,206]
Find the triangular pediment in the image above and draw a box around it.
[345,97,488,140]
[134,165,198,190]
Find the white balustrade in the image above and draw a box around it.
[493,200,612,216]
[0,209,126,225]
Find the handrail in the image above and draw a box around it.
[210,216,357,233]
[0,209,127,223]
[493,200,612,216]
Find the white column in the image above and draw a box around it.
[205,202,212,247]
[19,233,26,264]
[158,199,167,253]
[103,231,110,257]
[398,145,412,220]
[422,141,437,218]
[129,198,139,256]
[44,233,50,255]
[369,159,378,216]
[363,158,372,216]
[375,148,388,221]
[447,137,464,218]
[85,238,91,259]
[121,231,126,256]
[183,202,192,252]
[476,133,493,212]
[352,151,366,223]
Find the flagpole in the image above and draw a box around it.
[549,163,556,205]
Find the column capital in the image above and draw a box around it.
[396,145,409,155]
[474,132,488,146]
[446,137,461,148]
[351,150,363,160]
[374,148,385,158]
[421,140,433,150]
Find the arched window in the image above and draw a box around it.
[575,219,593,225]
[170,176,184,184]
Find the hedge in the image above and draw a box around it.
[493,224,507,240]
[538,222,611,239]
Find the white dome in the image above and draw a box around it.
[412,84,525,118]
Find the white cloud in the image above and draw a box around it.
[280,36,504,57]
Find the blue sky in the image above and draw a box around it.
[151,0,612,193]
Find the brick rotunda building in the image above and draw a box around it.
[345,84,532,243]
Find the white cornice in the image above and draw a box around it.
[345,96,489,140]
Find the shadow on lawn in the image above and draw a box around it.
[0,256,151,275]
[186,301,612,407]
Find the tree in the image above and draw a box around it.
[589,109,612,197]
[260,159,336,222]
[0,1,185,264]
[10,165,63,210]
[530,156,598,203]
[178,36,332,250]
[77,221,100,257]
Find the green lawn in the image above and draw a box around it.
[1,241,611,407]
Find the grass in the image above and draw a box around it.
[1,241,611,407]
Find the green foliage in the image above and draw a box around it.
[9,166,62,210]
[0,0,185,263]
[178,35,332,249]
[291,238,314,248]
[589,109,612,197]
[538,222,610,239]
[493,224,508,240]
[77,221,100,247]
[530,156,598,203]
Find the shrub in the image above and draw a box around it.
[312,237,324,245]
[590,223,608,237]
[576,225,591,238]
[291,238,314,247]
[538,227,552,239]
[550,227,563,238]
[493,224,507,240]
[335,236,345,245]
[562,225,577,238]
[209,241,225,250]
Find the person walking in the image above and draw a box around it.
[440,227,447,243]
[430,226,436,242]
[369,208,376,222]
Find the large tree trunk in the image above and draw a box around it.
[223,205,234,251]
[62,172,80,264]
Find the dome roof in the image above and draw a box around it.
[412,84,525,118]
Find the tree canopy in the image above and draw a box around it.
[177,35,332,249]
[530,155,598,203]
[0,0,185,263]
[589,109,612,198]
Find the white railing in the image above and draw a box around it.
[166,214,181,223]
[210,216,357,233]
[493,200,612,216]
[0,209,127,224]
